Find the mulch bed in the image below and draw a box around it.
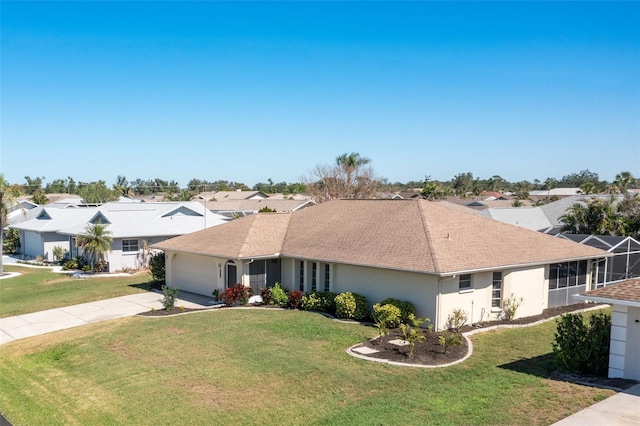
[353,329,468,366]
[459,302,604,333]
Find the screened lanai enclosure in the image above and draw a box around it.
[547,234,640,308]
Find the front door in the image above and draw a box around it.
[226,262,237,288]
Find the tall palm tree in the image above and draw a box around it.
[0,175,23,275]
[613,171,635,198]
[76,223,113,271]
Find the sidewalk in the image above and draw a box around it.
[551,383,640,425]
[0,291,218,345]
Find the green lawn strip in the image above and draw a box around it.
[0,308,615,425]
[0,265,151,317]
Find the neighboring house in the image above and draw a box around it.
[9,202,228,272]
[203,199,315,218]
[153,199,608,330]
[575,279,640,381]
[6,199,43,226]
[529,188,581,200]
[195,190,269,202]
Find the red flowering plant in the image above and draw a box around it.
[220,283,252,306]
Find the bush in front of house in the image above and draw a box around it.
[372,303,402,338]
[160,285,179,311]
[148,252,165,289]
[269,283,289,306]
[552,311,611,376]
[335,292,370,321]
[302,291,338,314]
[288,290,303,309]
[220,283,252,306]
[379,298,416,324]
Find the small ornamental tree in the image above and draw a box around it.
[148,252,166,288]
[372,303,402,339]
[399,314,430,358]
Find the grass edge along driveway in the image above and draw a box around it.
[0,307,614,425]
[0,265,152,318]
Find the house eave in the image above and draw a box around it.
[573,294,640,308]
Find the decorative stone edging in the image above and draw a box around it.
[346,334,474,369]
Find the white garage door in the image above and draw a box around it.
[172,254,217,296]
[23,232,43,258]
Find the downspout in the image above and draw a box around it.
[437,279,442,331]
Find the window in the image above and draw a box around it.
[298,261,305,291]
[549,261,588,290]
[459,274,472,291]
[122,239,139,253]
[324,264,330,292]
[492,272,502,308]
[311,262,317,291]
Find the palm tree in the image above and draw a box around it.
[76,223,113,271]
[0,175,23,275]
[613,171,635,198]
[336,153,370,184]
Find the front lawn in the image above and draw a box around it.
[0,308,614,425]
[0,265,152,317]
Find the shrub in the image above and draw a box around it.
[335,292,370,320]
[148,252,166,287]
[446,308,468,332]
[260,288,272,305]
[372,303,402,338]
[552,311,611,376]
[379,298,416,323]
[438,331,462,355]
[288,290,303,309]
[502,294,524,321]
[220,283,252,306]
[160,286,179,311]
[269,283,289,306]
[94,259,108,273]
[52,245,66,262]
[399,314,430,358]
[303,291,338,314]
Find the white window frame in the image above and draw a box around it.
[459,274,472,291]
[122,239,139,253]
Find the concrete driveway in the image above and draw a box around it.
[0,291,217,345]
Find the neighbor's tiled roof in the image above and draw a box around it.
[198,198,314,213]
[579,279,640,304]
[155,199,609,275]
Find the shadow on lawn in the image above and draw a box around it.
[498,353,556,378]
[499,353,639,391]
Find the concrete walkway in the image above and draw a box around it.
[0,291,218,345]
[552,383,640,425]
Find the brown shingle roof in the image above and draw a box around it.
[154,199,609,275]
[579,279,640,304]
[154,213,291,258]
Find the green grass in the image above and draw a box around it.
[0,307,614,425]
[0,265,152,317]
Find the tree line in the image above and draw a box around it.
[8,157,640,205]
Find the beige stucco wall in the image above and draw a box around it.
[281,259,440,326]
[438,266,548,330]
[504,266,548,318]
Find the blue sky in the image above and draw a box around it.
[1,1,639,188]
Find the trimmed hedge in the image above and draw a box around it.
[379,298,416,323]
[335,292,369,321]
[302,291,338,314]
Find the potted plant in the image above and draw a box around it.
[212,289,220,302]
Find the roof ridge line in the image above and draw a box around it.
[417,200,441,273]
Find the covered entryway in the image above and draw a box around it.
[226,261,237,288]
